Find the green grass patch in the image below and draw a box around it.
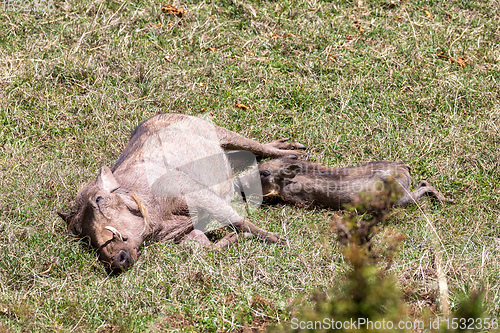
[1,0,499,331]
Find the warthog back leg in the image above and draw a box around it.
[214,126,306,158]
[397,180,455,207]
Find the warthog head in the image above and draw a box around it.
[258,159,301,196]
[58,167,149,271]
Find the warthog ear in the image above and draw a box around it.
[96,166,120,192]
[57,210,82,234]
[278,163,301,178]
[57,210,72,223]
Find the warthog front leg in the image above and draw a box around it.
[208,223,280,248]
[229,219,282,244]
[180,229,215,247]
[397,180,455,207]
[181,228,265,248]
[213,231,253,248]
[184,185,283,246]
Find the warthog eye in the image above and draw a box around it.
[96,196,103,204]
[260,170,271,177]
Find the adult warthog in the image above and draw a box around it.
[58,113,306,271]
[256,158,454,209]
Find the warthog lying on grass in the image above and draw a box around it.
[257,159,454,209]
[58,113,305,271]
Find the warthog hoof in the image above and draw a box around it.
[269,138,307,150]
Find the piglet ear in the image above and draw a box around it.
[57,210,72,224]
[279,163,301,178]
[96,166,121,192]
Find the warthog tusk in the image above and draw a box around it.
[105,226,123,241]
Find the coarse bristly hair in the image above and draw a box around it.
[130,192,151,236]
[276,159,410,179]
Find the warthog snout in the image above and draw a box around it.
[113,250,133,270]
[98,231,137,271]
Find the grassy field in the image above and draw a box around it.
[1,0,499,331]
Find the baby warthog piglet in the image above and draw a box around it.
[257,159,454,209]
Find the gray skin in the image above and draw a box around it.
[58,113,306,271]
[256,159,454,209]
